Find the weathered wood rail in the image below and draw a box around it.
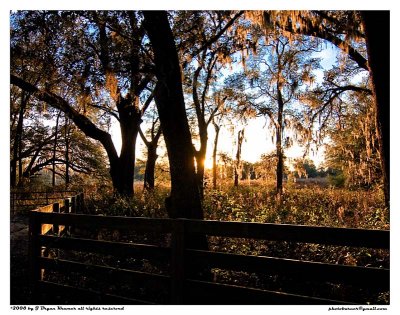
[11,190,79,215]
[28,208,389,305]
[34,193,84,235]
[28,193,84,285]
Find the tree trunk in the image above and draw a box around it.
[194,136,208,198]
[143,11,205,243]
[192,60,210,198]
[12,77,138,197]
[112,94,141,197]
[11,92,29,187]
[361,11,390,209]
[212,122,220,189]
[276,88,284,199]
[10,75,138,197]
[139,124,161,191]
[64,116,70,187]
[144,143,158,190]
[52,111,61,187]
[192,51,224,197]
[234,170,239,187]
[234,129,245,187]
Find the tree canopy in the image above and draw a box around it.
[10,10,389,212]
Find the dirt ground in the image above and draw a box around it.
[10,214,32,305]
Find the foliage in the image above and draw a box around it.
[291,157,320,178]
[202,180,387,229]
[10,90,108,188]
[84,177,388,230]
[10,10,157,196]
[84,184,169,218]
[251,154,275,181]
[327,171,346,188]
[323,91,381,188]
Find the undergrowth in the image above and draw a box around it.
[202,180,388,229]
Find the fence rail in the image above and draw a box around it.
[10,190,79,215]
[28,208,389,305]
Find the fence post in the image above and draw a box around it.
[11,193,15,215]
[69,196,76,236]
[64,198,70,214]
[28,210,42,303]
[52,203,60,235]
[78,192,84,214]
[76,193,81,213]
[170,219,185,304]
[71,196,76,214]
[81,192,85,213]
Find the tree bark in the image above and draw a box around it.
[114,93,141,196]
[234,129,245,187]
[52,111,61,187]
[361,11,390,209]
[95,12,147,197]
[64,117,70,187]
[276,88,284,198]
[194,138,207,198]
[142,11,204,222]
[144,144,158,190]
[192,53,215,199]
[139,125,162,191]
[212,121,220,189]
[11,91,29,187]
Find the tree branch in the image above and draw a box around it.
[140,82,158,115]
[138,125,150,147]
[11,74,119,164]
[264,11,368,71]
[190,11,244,58]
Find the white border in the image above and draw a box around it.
[2,1,399,314]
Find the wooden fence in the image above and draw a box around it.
[11,190,79,215]
[33,193,84,235]
[28,206,389,305]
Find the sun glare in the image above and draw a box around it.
[204,157,214,170]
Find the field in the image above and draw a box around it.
[203,180,388,229]
[86,179,388,230]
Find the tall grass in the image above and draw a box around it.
[86,178,388,230]
[203,179,388,229]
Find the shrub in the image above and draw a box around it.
[328,173,346,188]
